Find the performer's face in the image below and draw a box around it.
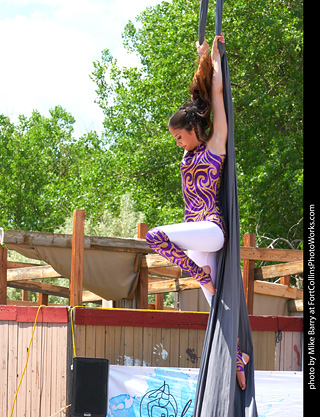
[169,127,200,152]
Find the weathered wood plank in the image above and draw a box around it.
[142,326,153,366]
[42,323,52,416]
[137,224,149,309]
[7,280,69,298]
[124,326,134,365]
[241,246,303,262]
[114,326,124,365]
[4,229,153,253]
[151,327,163,367]
[252,330,275,371]
[254,260,303,280]
[7,261,40,269]
[85,324,96,357]
[158,327,170,366]
[149,266,187,279]
[0,321,9,416]
[7,265,61,281]
[133,326,143,366]
[187,327,200,368]
[243,233,256,315]
[254,280,303,299]
[148,277,200,294]
[70,209,85,306]
[169,328,180,367]
[179,328,189,368]
[76,324,86,357]
[7,321,18,417]
[105,325,115,364]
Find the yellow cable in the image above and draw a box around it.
[70,305,81,357]
[9,305,46,417]
[70,305,105,358]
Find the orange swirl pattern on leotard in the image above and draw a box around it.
[181,142,226,238]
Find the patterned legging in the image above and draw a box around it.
[146,228,212,284]
[146,221,224,282]
[145,221,245,372]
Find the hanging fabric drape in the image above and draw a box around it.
[198,0,208,45]
[193,1,258,416]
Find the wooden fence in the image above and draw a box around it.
[73,308,303,372]
[0,306,303,417]
[0,306,69,417]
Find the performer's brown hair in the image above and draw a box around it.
[169,54,213,142]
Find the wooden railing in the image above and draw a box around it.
[0,216,303,314]
[144,227,303,314]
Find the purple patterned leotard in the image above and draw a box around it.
[146,141,226,286]
[181,142,226,238]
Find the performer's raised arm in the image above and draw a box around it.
[209,34,228,155]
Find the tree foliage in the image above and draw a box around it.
[0,0,303,246]
[91,0,303,242]
[0,107,113,231]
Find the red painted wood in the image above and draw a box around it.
[249,315,303,332]
[73,308,303,332]
[74,308,209,330]
[0,306,69,323]
[0,305,16,320]
[0,306,303,332]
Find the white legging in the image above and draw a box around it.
[157,221,224,305]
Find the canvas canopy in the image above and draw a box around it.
[4,230,151,301]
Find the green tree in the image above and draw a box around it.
[54,193,145,238]
[91,0,303,242]
[0,108,77,230]
[0,107,114,231]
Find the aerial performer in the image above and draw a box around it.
[146,33,248,389]
[147,1,258,415]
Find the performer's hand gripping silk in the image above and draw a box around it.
[146,35,249,390]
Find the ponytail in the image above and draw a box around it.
[169,54,213,142]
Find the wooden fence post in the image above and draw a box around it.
[0,245,7,305]
[38,293,48,306]
[137,223,149,309]
[243,233,256,315]
[155,292,164,310]
[280,275,290,286]
[70,209,85,306]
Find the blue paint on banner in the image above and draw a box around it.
[108,368,198,417]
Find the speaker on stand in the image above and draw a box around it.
[71,357,109,417]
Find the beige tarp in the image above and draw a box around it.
[5,231,151,300]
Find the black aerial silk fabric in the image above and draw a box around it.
[198,0,208,45]
[193,1,258,416]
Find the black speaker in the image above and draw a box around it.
[71,357,109,417]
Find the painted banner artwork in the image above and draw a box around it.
[108,366,197,417]
[107,366,303,417]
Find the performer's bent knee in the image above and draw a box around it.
[145,227,169,247]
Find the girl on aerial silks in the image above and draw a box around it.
[145,34,249,390]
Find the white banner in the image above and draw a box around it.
[107,366,303,417]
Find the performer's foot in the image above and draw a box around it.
[201,265,215,295]
[236,352,250,390]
